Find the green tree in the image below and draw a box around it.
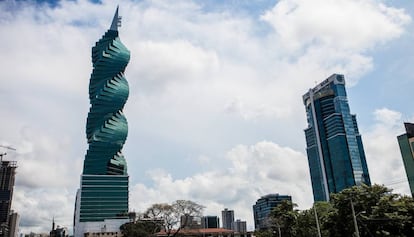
[253,229,273,237]
[295,202,333,237]
[268,200,298,237]
[120,219,162,237]
[326,184,414,237]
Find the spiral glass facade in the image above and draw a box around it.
[75,8,130,232]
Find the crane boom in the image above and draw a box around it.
[0,145,17,162]
[0,145,16,151]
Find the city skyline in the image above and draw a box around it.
[1,0,414,234]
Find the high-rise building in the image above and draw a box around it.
[397,123,414,197]
[221,208,234,230]
[253,194,291,230]
[233,219,247,233]
[8,211,19,237]
[201,216,219,229]
[74,7,131,237]
[0,160,17,237]
[303,74,371,201]
[181,215,202,229]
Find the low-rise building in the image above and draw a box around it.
[201,216,219,229]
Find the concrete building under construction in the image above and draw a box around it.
[0,159,18,237]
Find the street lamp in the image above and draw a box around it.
[313,203,322,237]
[350,200,360,237]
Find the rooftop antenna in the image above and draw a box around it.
[110,6,122,31]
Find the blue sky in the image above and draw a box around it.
[1,0,414,234]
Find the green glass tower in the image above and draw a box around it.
[74,7,130,236]
[397,123,414,197]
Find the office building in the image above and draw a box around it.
[0,160,17,237]
[181,215,201,229]
[233,219,247,233]
[201,216,219,229]
[253,194,291,230]
[8,211,19,237]
[397,123,414,197]
[303,74,371,201]
[221,208,234,230]
[74,7,131,237]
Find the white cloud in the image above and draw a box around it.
[130,141,312,231]
[261,0,410,85]
[0,0,411,234]
[363,108,412,195]
[129,40,219,92]
[373,107,403,125]
[262,0,410,52]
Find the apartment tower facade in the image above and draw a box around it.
[303,74,370,201]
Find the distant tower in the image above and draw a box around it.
[397,123,414,197]
[8,211,19,237]
[253,194,291,230]
[0,159,17,237]
[233,219,247,233]
[201,216,219,229]
[303,74,371,201]
[221,208,234,230]
[74,7,130,237]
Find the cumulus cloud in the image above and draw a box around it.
[261,0,410,85]
[363,108,412,194]
[0,0,411,234]
[130,141,312,230]
[262,0,410,52]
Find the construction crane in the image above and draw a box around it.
[0,145,16,162]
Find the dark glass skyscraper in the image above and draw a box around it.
[397,123,414,197]
[303,74,370,201]
[201,216,220,229]
[252,194,291,230]
[74,7,130,236]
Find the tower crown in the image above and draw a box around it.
[110,6,122,31]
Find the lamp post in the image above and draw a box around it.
[313,204,322,237]
[350,200,360,237]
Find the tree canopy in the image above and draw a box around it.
[121,200,204,237]
[258,184,414,237]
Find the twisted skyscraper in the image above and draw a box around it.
[74,7,130,236]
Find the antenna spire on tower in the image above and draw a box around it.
[110,6,122,31]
